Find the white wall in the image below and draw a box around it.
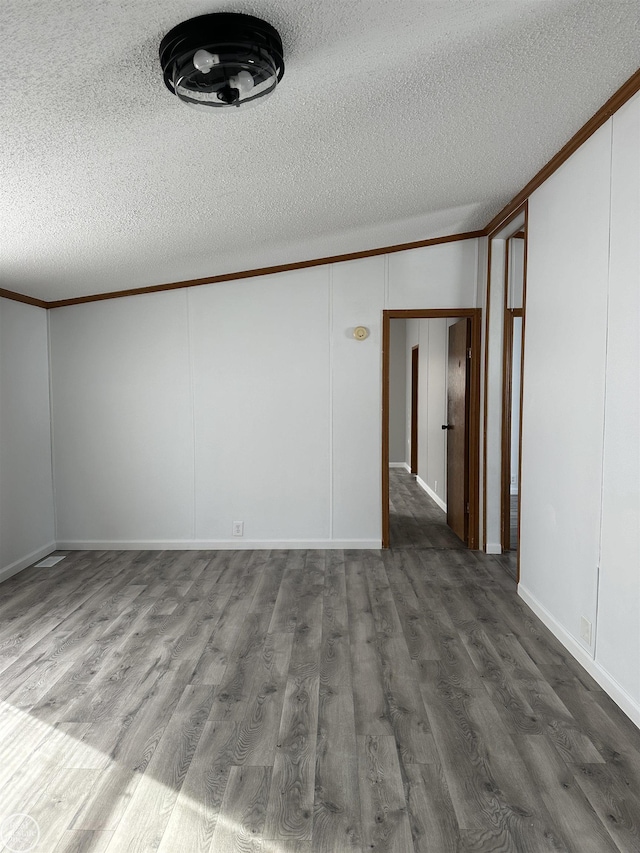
[388,241,478,308]
[332,257,387,542]
[49,241,478,550]
[420,319,448,506]
[0,299,55,581]
[400,317,460,511]
[519,94,640,725]
[596,94,640,708]
[484,238,507,552]
[508,239,524,494]
[388,320,407,464]
[50,292,195,545]
[508,237,525,309]
[191,268,331,544]
[405,319,419,466]
[521,122,610,656]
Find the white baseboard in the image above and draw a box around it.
[485,543,503,555]
[0,541,57,585]
[55,539,382,551]
[416,476,447,513]
[518,584,640,730]
[389,462,411,472]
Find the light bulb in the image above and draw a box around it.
[229,70,254,94]
[193,49,219,73]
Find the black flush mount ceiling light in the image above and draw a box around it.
[159,12,285,110]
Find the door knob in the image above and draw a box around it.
[441,424,452,430]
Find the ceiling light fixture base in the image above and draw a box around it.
[159,12,285,110]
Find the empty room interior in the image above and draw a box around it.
[0,2,639,851]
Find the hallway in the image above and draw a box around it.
[389,467,517,577]
[389,467,465,550]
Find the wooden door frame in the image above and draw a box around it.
[410,346,419,474]
[382,308,481,549]
[485,201,528,581]
[500,306,524,552]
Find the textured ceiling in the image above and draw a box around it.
[1,1,639,301]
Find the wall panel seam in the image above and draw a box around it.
[46,309,58,543]
[186,289,197,541]
[594,119,616,660]
[328,264,334,540]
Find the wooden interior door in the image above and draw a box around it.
[410,346,419,474]
[446,319,471,543]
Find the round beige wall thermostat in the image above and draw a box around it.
[353,326,369,340]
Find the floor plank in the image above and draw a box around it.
[356,735,414,852]
[208,765,271,852]
[101,684,215,852]
[156,720,237,853]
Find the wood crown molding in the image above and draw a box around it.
[44,230,484,309]
[2,66,638,309]
[0,288,48,309]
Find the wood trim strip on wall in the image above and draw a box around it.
[486,202,528,240]
[482,199,528,552]
[499,248,525,554]
[500,249,514,553]
[45,230,484,309]
[381,314,391,548]
[482,240,492,551]
[515,207,529,583]
[0,288,48,309]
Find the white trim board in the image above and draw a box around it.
[519,584,640,730]
[389,462,411,471]
[485,543,502,555]
[55,539,382,551]
[0,542,57,585]
[416,475,447,513]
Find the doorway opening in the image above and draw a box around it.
[382,309,481,549]
[501,232,525,577]
[485,204,527,581]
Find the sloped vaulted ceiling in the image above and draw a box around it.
[1,0,639,301]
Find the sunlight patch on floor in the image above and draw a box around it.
[0,701,300,852]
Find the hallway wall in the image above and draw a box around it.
[388,319,407,464]
[520,92,640,725]
[401,318,452,511]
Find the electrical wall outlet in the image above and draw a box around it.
[580,616,592,645]
[232,521,244,537]
[511,475,517,485]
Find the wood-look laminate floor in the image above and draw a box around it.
[510,494,519,550]
[0,473,638,852]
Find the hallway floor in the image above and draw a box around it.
[0,478,638,851]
